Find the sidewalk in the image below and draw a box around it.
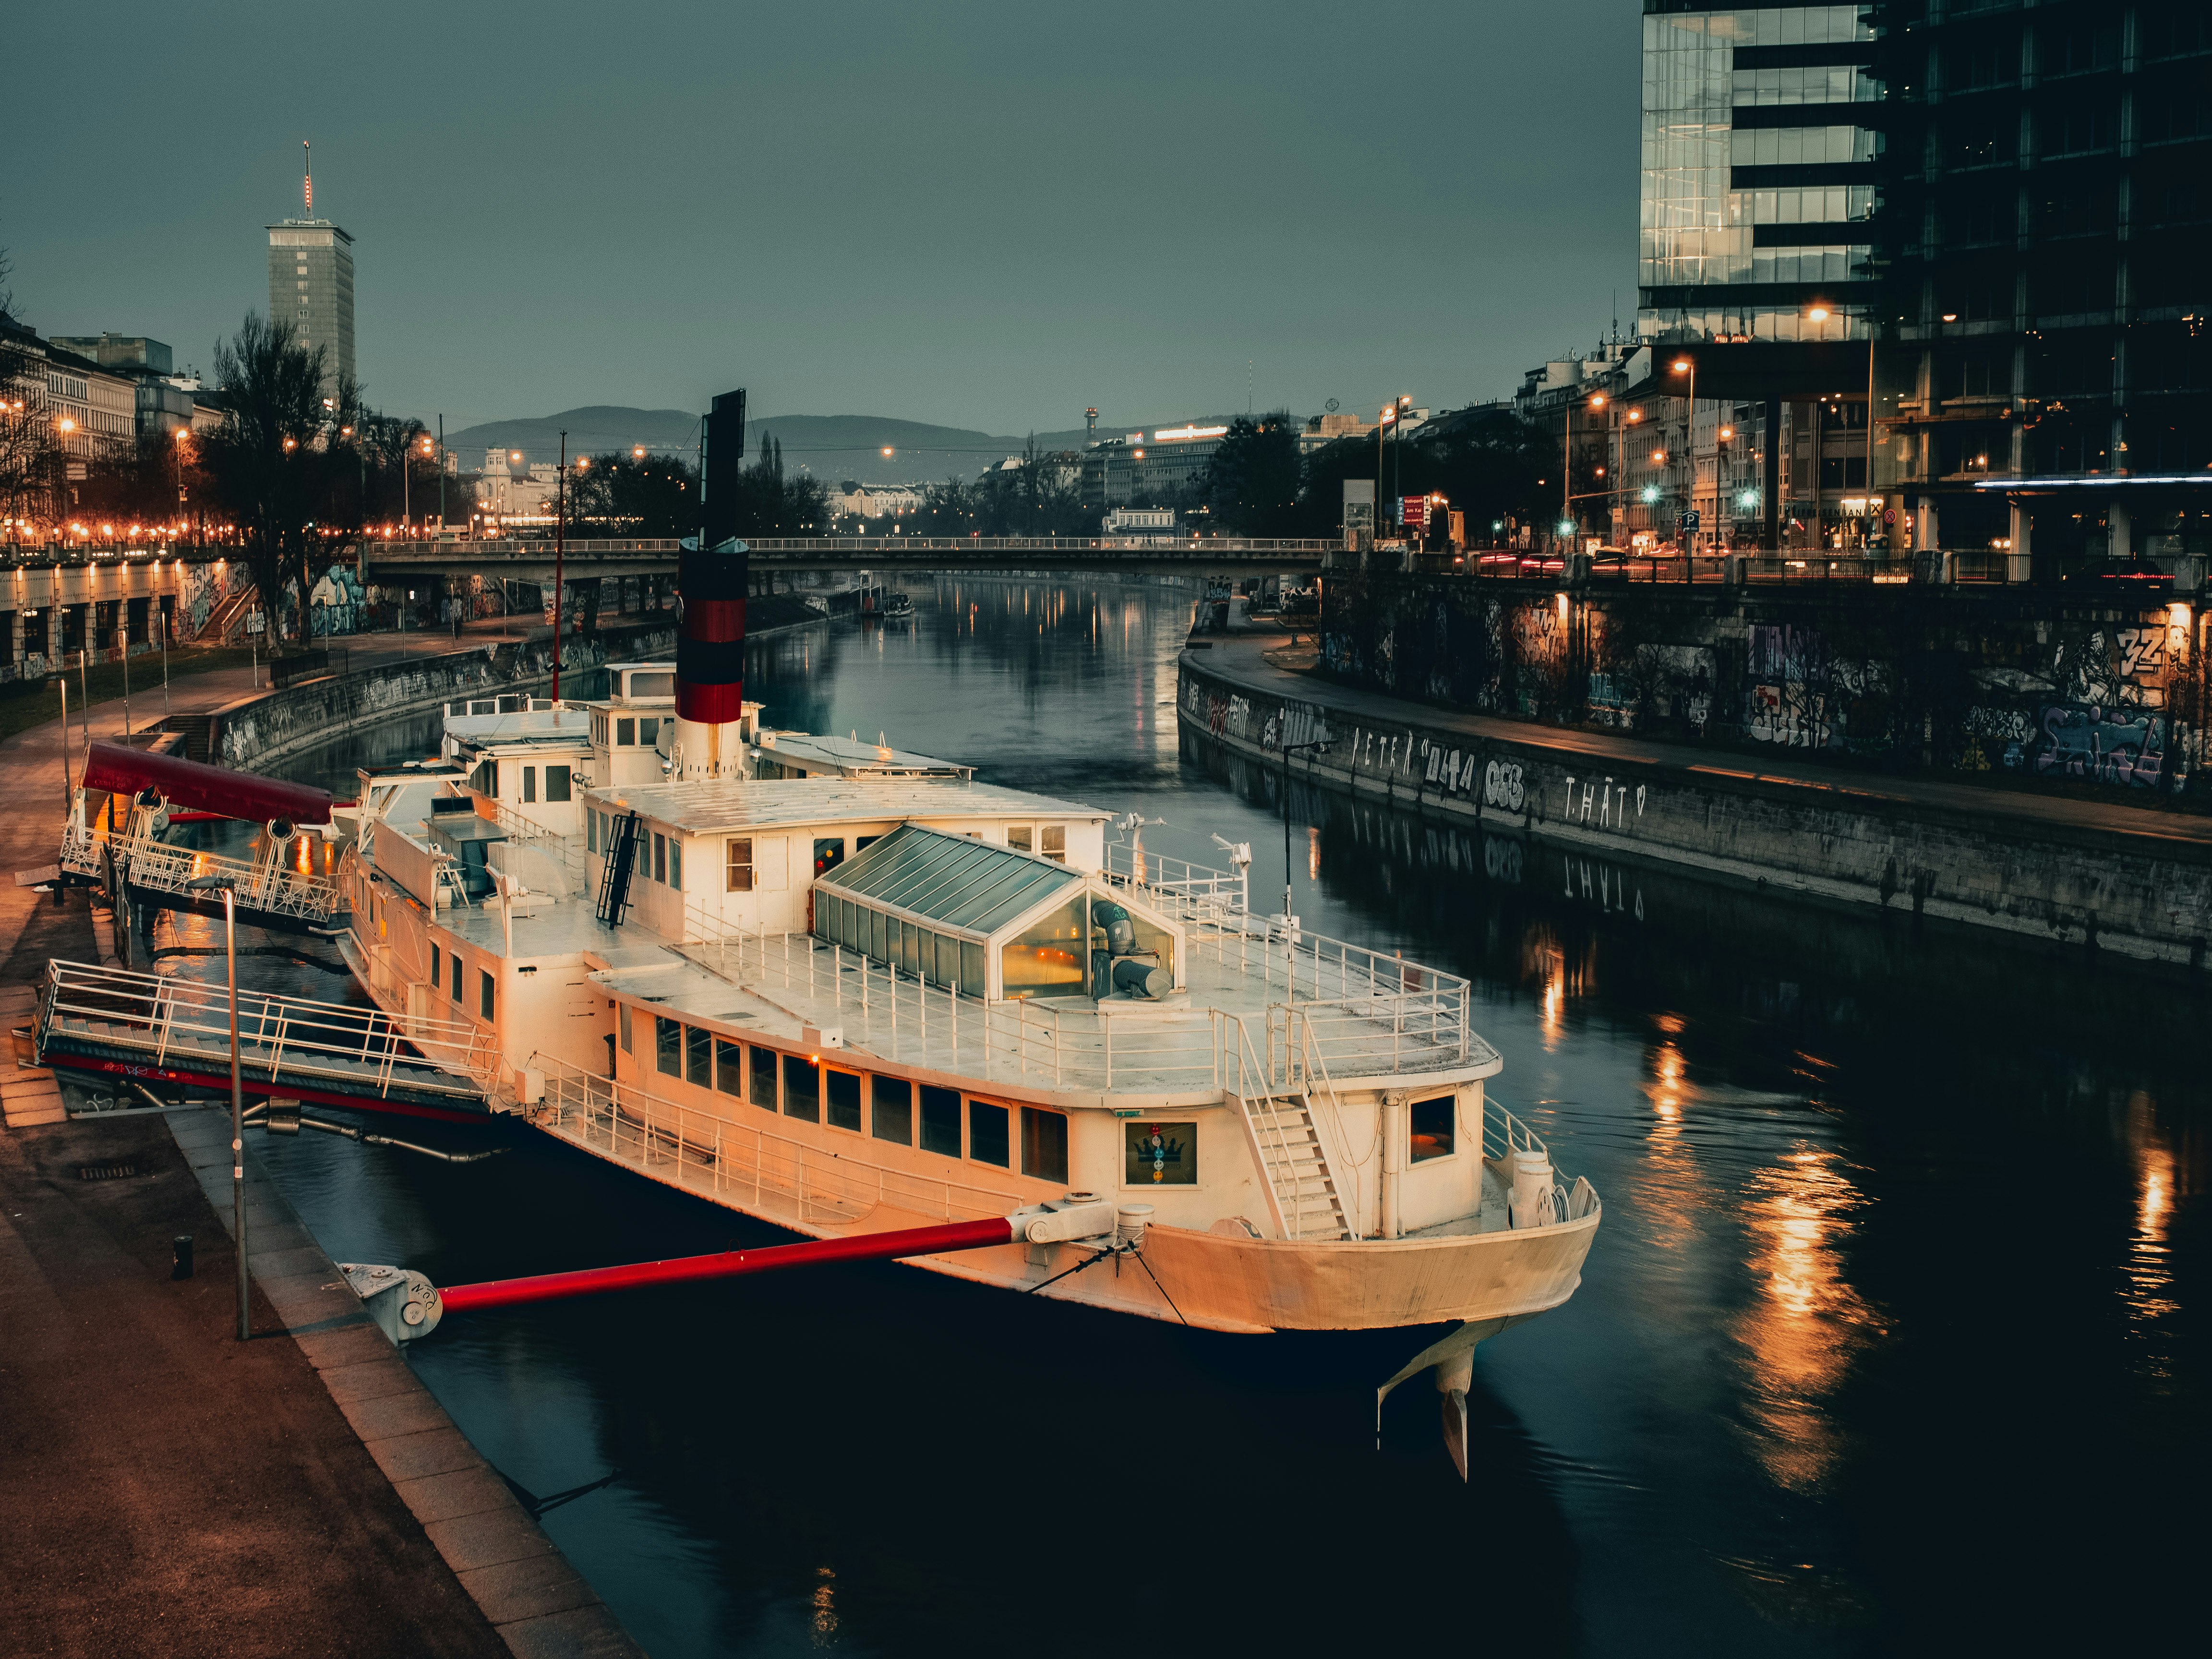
[1195,633,2212,854]
[0,625,644,1659]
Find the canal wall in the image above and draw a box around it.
[199,620,678,773]
[1179,646,2212,971]
[1319,573,2207,811]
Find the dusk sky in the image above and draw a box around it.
[10,1,1638,436]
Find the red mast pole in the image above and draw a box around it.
[553,430,565,701]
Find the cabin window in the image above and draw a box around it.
[429,949,439,992]
[449,952,464,1003]
[653,832,667,884]
[825,1067,862,1132]
[587,811,599,854]
[1124,1121,1196,1186]
[1409,1095,1455,1162]
[616,718,635,746]
[479,970,494,1022]
[968,1098,1010,1167]
[473,759,497,797]
[669,839,683,891]
[749,1045,777,1110]
[1007,825,1032,853]
[546,766,572,803]
[656,1016,683,1077]
[619,1002,632,1053]
[782,1053,820,1122]
[1021,1107,1069,1183]
[814,837,845,879]
[715,1037,745,1096]
[639,717,661,747]
[920,1084,962,1156]
[855,835,880,854]
[727,838,753,892]
[871,1076,912,1145]
[522,766,536,804]
[686,1023,712,1086]
[1040,826,1066,863]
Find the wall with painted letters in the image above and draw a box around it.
[1180,651,2212,970]
[1318,573,2207,802]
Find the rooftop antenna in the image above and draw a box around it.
[303,140,313,217]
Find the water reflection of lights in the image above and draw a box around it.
[1307,824,1319,881]
[1540,973,1564,1047]
[1735,1142,1877,1492]
[2124,1091,2180,1330]
[1651,1040,1683,1128]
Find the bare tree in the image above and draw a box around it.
[195,313,342,647]
[0,248,65,541]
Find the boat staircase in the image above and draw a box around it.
[33,960,502,1116]
[1231,1013,1354,1241]
[596,811,640,925]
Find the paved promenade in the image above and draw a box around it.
[1198,632,2212,854]
[0,635,642,1659]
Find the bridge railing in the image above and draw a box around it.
[369,536,1335,558]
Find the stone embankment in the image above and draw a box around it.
[198,619,678,772]
[1180,638,2212,971]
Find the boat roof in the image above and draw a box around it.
[757,731,972,778]
[445,708,593,752]
[588,777,1106,836]
[818,823,1080,935]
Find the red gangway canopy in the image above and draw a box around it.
[81,741,334,827]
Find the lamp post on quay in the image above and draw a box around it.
[185,871,249,1340]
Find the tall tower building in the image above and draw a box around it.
[267,143,354,399]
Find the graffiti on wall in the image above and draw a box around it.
[2033,705,2167,789]
[309,565,368,636]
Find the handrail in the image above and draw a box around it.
[1223,1015,1296,1239]
[38,959,498,1096]
[529,1052,1030,1227]
[68,823,346,923]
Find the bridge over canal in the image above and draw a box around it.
[361,535,1334,586]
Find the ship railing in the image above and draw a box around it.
[529,1053,1031,1227]
[66,822,346,925]
[1100,843,1248,926]
[1479,1096,1601,1225]
[38,959,500,1097]
[677,901,1480,1090]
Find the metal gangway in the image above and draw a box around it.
[61,821,347,933]
[34,960,502,1116]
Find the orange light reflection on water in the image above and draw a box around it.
[1734,1142,1878,1492]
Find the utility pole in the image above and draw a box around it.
[438,413,446,537]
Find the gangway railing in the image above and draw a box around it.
[64,823,346,927]
[35,960,500,1109]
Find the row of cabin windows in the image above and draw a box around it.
[469,761,571,803]
[619,1007,1068,1181]
[592,715,663,748]
[428,947,496,1021]
[1006,825,1068,862]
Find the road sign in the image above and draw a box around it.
[1884,508,1897,525]
[1402,496,1428,529]
[1677,509,1701,532]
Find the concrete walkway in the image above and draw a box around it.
[0,635,645,1659]
[1196,632,2212,854]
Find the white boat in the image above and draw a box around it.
[322,653,1600,1466]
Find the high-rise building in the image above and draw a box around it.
[268,150,354,399]
[1637,2,1882,346]
[1876,0,2212,573]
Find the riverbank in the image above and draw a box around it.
[1179,633,2212,971]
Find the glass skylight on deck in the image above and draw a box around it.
[812,824,1174,1001]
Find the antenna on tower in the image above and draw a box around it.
[303,140,313,217]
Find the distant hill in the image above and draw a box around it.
[443,406,1243,485]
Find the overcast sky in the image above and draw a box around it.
[8,0,1638,436]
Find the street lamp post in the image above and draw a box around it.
[186,872,249,1341]
[553,431,567,701]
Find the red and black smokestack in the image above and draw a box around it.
[680,387,748,724]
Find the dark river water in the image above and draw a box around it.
[150,578,2206,1655]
